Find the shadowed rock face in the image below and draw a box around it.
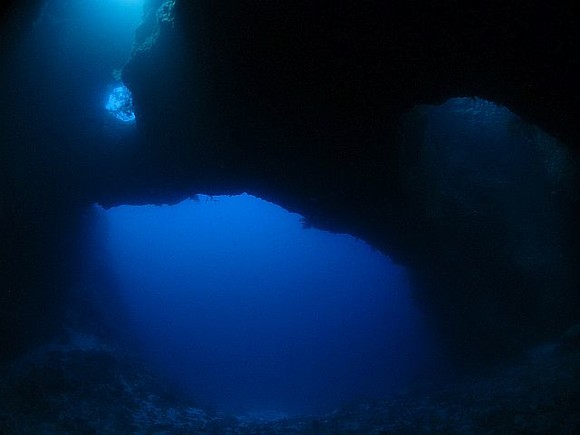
[0,0,579,364]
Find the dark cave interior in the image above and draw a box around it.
[1,0,579,432]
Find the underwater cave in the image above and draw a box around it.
[89,193,436,416]
[1,0,579,433]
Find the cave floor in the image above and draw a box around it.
[1,330,579,434]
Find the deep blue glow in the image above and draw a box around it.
[101,194,434,415]
[105,85,135,122]
[16,0,144,143]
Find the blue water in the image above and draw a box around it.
[100,194,434,415]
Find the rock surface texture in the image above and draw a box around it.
[1,330,579,434]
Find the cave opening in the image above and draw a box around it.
[20,0,145,138]
[37,92,577,428]
[82,193,439,417]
